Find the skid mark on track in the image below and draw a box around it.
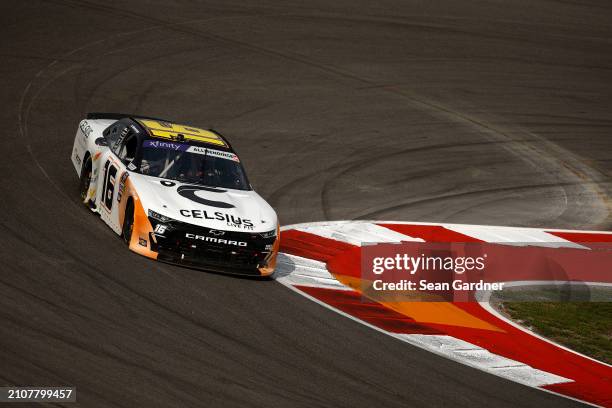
[29,1,612,227]
[18,2,611,230]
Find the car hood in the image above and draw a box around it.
[129,173,277,233]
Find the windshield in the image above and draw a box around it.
[139,140,250,190]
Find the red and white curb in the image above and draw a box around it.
[277,221,612,407]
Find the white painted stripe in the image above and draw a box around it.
[296,223,423,246]
[394,334,480,351]
[393,334,571,387]
[451,349,525,369]
[446,224,588,249]
[284,220,612,236]
[491,366,574,388]
[275,253,350,290]
[286,221,594,248]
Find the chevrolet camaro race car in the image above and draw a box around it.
[71,113,279,276]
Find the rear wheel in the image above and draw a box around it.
[122,201,134,245]
[78,155,92,205]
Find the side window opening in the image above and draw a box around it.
[117,133,138,165]
[105,122,126,150]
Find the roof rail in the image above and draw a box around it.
[86,112,173,122]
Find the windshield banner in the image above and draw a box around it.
[143,140,239,162]
[201,148,239,162]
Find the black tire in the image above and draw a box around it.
[78,155,92,204]
[122,201,134,245]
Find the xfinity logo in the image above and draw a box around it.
[153,141,181,150]
[185,233,247,247]
[145,140,184,150]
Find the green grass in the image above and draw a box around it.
[501,302,612,364]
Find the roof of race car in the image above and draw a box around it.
[134,118,230,149]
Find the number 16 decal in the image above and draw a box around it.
[102,160,118,211]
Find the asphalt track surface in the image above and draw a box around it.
[2,0,612,406]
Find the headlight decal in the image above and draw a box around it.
[259,229,277,239]
[148,209,174,223]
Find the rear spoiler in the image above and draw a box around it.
[86,112,173,122]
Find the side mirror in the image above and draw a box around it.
[95,137,108,146]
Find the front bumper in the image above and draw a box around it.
[148,217,277,276]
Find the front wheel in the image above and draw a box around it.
[79,156,92,205]
[122,201,134,245]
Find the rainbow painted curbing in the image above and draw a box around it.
[277,221,612,407]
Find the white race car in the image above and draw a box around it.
[71,113,279,276]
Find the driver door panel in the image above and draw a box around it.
[97,150,127,235]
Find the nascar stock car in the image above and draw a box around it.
[71,113,279,276]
